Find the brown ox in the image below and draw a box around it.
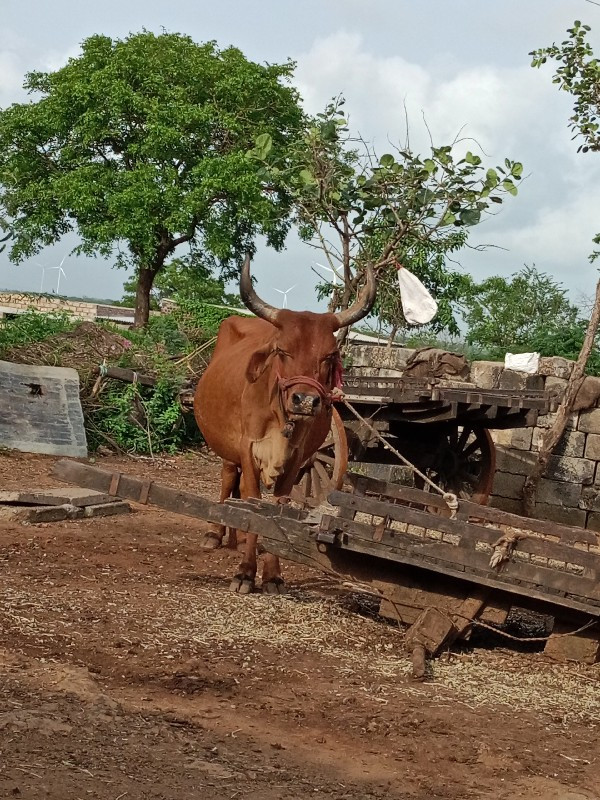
[194,254,376,594]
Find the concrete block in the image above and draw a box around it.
[536,412,577,430]
[470,361,504,389]
[489,496,523,514]
[531,503,586,528]
[545,455,595,485]
[495,447,538,476]
[0,503,84,523]
[585,433,600,461]
[498,370,544,391]
[83,501,130,518]
[492,427,533,450]
[578,487,600,511]
[532,428,585,458]
[492,471,526,500]
[537,479,582,507]
[0,360,87,457]
[578,408,600,434]
[346,344,416,371]
[573,375,600,411]
[538,356,575,379]
[544,376,568,403]
[0,487,114,507]
[585,512,600,532]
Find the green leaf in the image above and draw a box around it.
[502,179,518,196]
[423,158,436,174]
[299,168,316,185]
[485,168,499,187]
[379,153,396,167]
[460,208,481,226]
[511,161,523,178]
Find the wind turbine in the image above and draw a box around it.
[34,262,52,293]
[47,254,68,294]
[273,284,296,308]
[315,262,344,285]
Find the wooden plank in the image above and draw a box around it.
[347,473,600,547]
[322,511,600,596]
[327,535,600,617]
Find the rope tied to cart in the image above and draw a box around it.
[337,396,459,518]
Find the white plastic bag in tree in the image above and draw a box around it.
[504,352,540,373]
[396,264,438,325]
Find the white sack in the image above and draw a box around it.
[397,266,438,325]
[504,352,540,374]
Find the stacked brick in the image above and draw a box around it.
[0,292,99,321]
[347,344,600,532]
[479,356,600,531]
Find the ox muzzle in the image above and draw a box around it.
[277,374,332,437]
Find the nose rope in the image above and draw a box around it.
[276,373,333,440]
[277,374,333,405]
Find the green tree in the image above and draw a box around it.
[118,256,241,310]
[253,98,522,342]
[463,266,581,358]
[0,31,304,326]
[531,20,600,259]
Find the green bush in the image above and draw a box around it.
[87,377,200,455]
[0,309,75,356]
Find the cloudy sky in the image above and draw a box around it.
[0,0,599,314]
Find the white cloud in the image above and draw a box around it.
[294,32,600,301]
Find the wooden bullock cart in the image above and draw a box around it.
[290,374,556,508]
[54,457,600,672]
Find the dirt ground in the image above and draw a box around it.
[1,450,600,800]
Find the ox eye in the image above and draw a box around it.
[274,347,291,359]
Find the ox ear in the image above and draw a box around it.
[246,344,274,384]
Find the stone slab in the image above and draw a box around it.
[498,370,544,391]
[469,361,504,390]
[578,408,600,434]
[545,455,595,486]
[538,356,575,379]
[83,500,130,518]
[491,471,526,500]
[537,479,582,507]
[492,427,533,451]
[544,623,600,664]
[0,500,130,522]
[585,433,600,461]
[530,503,587,528]
[532,428,585,458]
[0,360,87,457]
[0,487,113,507]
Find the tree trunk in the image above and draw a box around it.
[522,278,600,516]
[133,267,158,328]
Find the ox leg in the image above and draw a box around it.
[229,464,260,594]
[261,553,285,595]
[201,461,240,551]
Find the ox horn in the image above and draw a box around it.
[333,263,377,330]
[239,253,280,325]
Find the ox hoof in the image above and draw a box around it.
[201,532,222,551]
[229,575,255,594]
[262,578,286,596]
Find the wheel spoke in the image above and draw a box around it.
[316,452,336,466]
[456,425,471,452]
[313,459,331,490]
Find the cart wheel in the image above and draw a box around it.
[416,423,496,504]
[290,407,348,507]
